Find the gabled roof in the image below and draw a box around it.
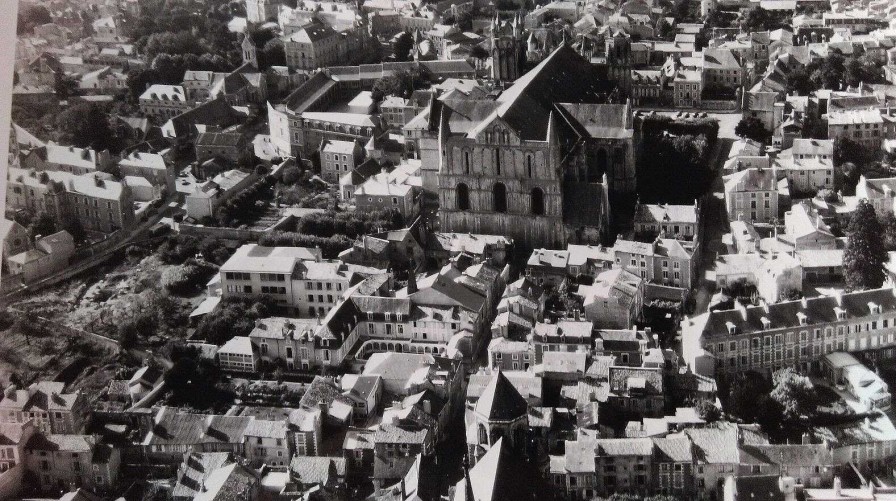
[484,45,608,141]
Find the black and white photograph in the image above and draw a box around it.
[2,0,896,499]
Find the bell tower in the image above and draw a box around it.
[489,13,524,83]
[606,30,632,96]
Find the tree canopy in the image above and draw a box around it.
[17,5,52,35]
[770,368,818,421]
[371,68,426,101]
[844,199,887,291]
[734,117,772,144]
[55,103,117,152]
[392,32,414,62]
[28,212,56,240]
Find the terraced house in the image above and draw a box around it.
[0,382,86,435]
[682,287,896,378]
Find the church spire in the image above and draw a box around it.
[546,109,557,143]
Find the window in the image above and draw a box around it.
[531,188,545,216]
[456,183,470,211]
[493,183,507,213]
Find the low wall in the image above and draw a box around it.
[645,283,687,303]
[179,224,260,241]
[701,99,739,111]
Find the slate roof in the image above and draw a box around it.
[684,424,742,464]
[482,45,607,141]
[452,437,539,501]
[634,203,698,224]
[372,423,429,445]
[173,452,234,499]
[467,371,542,402]
[596,437,654,456]
[0,381,80,412]
[739,444,832,466]
[690,287,896,340]
[653,436,694,462]
[290,455,344,486]
[732,475,787,501]
[724,167,777,192]
[474,371,528,421]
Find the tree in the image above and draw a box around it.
[28,212,56,239]
[837,162,861,195]
[248,26,277,48]
[371,68,424,101]
[844,199,887,291]
[785,67,817,96]
[17,5,52,35]
[834,136,869,167]
[126,68,161,102]
[393,32,414,62]
[470,44,489,61]
[54,74,78,99]
[742,6,779,31]
[655,18,675,40]
[770,368,817,421]
[881,213,896,251]
[281,165,301,185]
[66,219,87,245]
[734,117,771,143]
[724,370,772,422]
[261,40,286,69]
[56,103,116,151]
[144,31,203,60]
[695,400,721,422]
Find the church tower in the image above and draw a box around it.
[241,35,258,67]
[467,371,528,464]
[489,14,524,83]
[606,30,632,96]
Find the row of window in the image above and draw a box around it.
[308,294,335,303]
[455,183,545,215]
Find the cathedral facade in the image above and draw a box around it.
[426,45,637,251]
[246,0,281,23]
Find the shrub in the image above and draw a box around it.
[161,261,216,295]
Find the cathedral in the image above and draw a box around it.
[422,44,637,250]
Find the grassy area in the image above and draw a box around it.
[0,322,119,399]
[4,248,213,395]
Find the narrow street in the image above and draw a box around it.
[691,112,741,314]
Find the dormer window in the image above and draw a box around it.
[761,317,771,330]
[869,302,882,315]
[835,307,846,321]
[796,312,808,326]
[726,321,736,335]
